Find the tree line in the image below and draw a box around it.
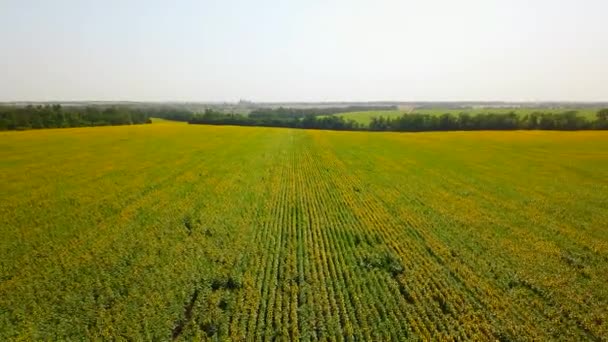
[189,109,608,131]
[3,104,607,132]
[150,105,397,129]
[0,105,151,130]
[188,109,363,130]
[248,105,398,119]
[369,110,608,131]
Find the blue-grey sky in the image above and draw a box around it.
[1,0,606,102]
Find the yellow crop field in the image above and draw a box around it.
[1,122,607,340]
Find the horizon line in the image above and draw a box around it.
[2,100,608,105]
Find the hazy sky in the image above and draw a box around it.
[1,0,606,102]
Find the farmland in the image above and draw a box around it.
[317,110,405,125]
[1,121,608,340]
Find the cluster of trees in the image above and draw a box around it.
[149,106,396,123]
[0,105,151,130]
[188,109,362,130]
[141,107,194,122]
[369,110,608,131]
[4,104,607,132]
[248,105,397,119]
[189,109,608,132]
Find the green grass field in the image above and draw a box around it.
[1,122,607,340]
[319,110,405,124]
[328,108,600,125]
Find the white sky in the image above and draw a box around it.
[0,0,606,102]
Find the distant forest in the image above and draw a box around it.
[367,110,608,131]
[2,104,608,131]
[152,105,397,129]
[0,105,150,130]
[184,108,608,131]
